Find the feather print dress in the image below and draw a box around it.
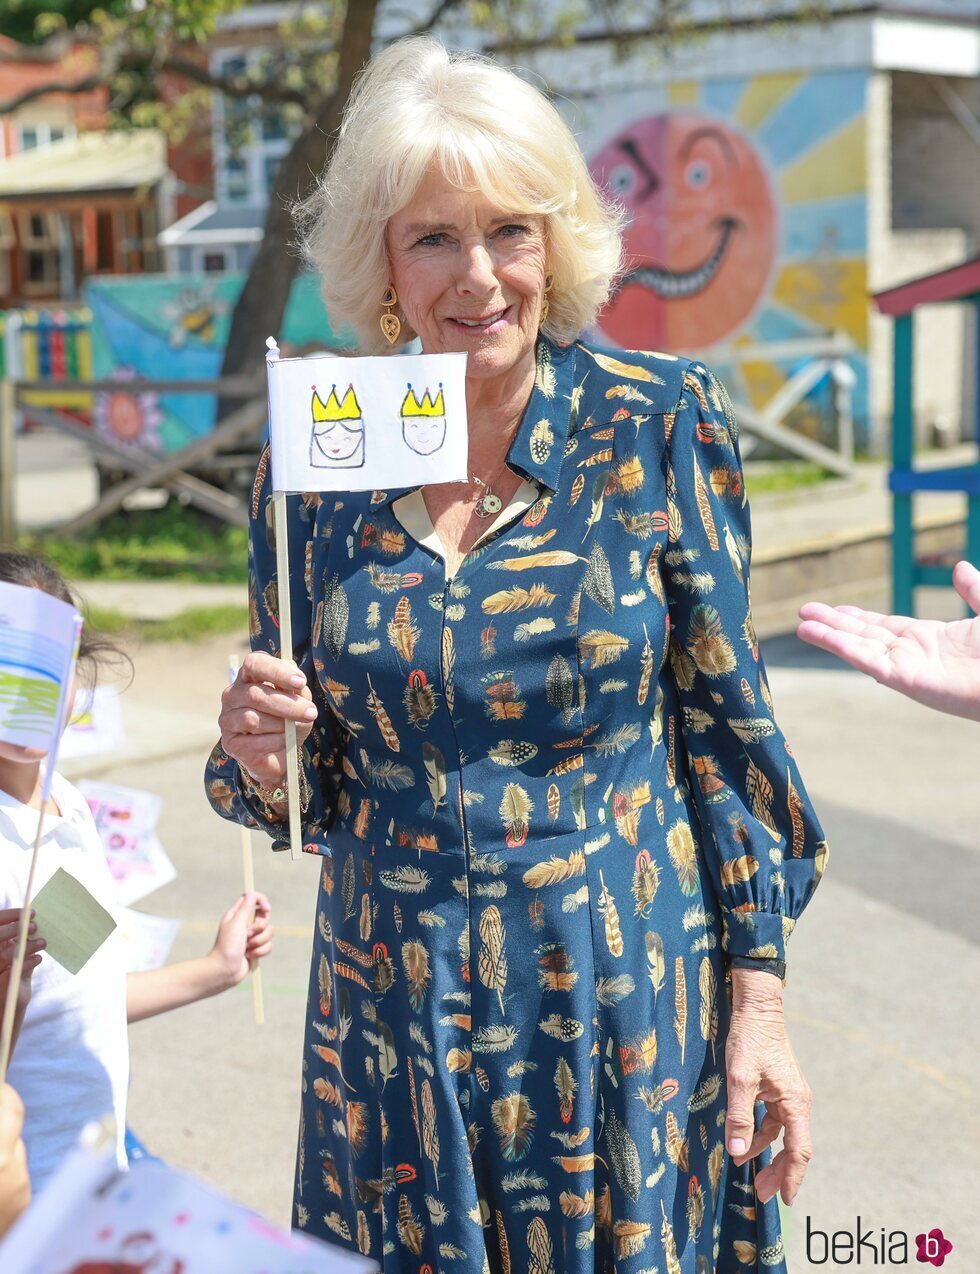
[205,337,828,1273]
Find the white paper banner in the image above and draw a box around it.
[78,781,176,905]
[61,683,126,760]
[267,346,469,493]
[116,906,181,972]
[0,1132,378,1272]
[0,580,80,753]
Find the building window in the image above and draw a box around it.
[211,49,294,207]
[18,211,60,294]
[202,251,227,272]
[16,122,74,152]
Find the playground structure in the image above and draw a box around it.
[874,257,980,615]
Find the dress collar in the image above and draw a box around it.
[369,336,579,509]
[502,336,579,494]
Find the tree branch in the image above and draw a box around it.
[0,48,325,118]
[158,55,310,108]
[0,77,103,115]
[407,0,470,37]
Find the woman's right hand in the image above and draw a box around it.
[219,652,318,788]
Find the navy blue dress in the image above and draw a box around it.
[206,336,827,1273]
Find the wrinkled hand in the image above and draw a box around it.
[726,971,812,1206]
[798,561,980,722]
[0,1084,30,1238]
[219,652,317,787]
[208,892,274,988]
[0,909,45,1017]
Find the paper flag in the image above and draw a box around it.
[31,867,117,975]
[266,345,469,493]
[77,781,176,905]
[61,683,126,760]
[115,907,181,972]
[0,580,80,753]
[0,1130,379,1272]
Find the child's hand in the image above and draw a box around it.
[0,910,45,1012]
[208,892,273,989]
[0,1084,30,1238]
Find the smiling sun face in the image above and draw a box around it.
[590,111,778,350]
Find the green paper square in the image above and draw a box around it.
[32,868,117,975]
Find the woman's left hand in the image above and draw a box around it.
[725,968,813,1206]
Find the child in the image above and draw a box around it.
[0,550,273,1195]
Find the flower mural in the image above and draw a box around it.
[94,367,164,452]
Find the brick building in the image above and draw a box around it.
[0,35,212,307]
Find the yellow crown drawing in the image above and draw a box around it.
[311,383,361,423]
[401,383,445,417]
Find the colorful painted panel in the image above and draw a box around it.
[82,272,347,453]
[582,69,870,442]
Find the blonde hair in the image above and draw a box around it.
[296,37,624,354]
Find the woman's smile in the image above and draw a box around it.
[447,306,512,333]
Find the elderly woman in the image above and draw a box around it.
[205,36,827,1274]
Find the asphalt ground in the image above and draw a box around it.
[50,621,979,1272]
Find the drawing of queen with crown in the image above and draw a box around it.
[309,383,365,468]
[401,383,446,456]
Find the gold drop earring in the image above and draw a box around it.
[540,273,554,325]
[380,285,401,345]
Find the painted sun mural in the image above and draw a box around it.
[585,69,869,438]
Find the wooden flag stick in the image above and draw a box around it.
[229,657,264,1027]
[272,491,303,861]
[0,807,47,1082]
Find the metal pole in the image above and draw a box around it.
[892,314,915,615]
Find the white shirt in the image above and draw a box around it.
[0,771,129,1194]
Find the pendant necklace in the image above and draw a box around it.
[471,463,509,519]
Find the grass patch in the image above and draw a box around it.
[23,503,248,584]
[85,604,250,644]
[744,461,836,496]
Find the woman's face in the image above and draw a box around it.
[386,168,548,383]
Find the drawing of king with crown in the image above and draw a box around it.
[310,383,365,468]
[400,383,446,456]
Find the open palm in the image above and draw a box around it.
[797,561,980,722]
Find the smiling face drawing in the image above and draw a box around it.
[402,414,446,456]
[590,112,777,350]
[400,383,448,457]
[310,383,365,469]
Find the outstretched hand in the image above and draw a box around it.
[209,891,274,988]
[797,561,980,722]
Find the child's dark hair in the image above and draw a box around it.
[0,549,131,687]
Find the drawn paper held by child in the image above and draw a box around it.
[0,1131,377,1272]
[115,907,181,973]
[267,346,467,493]
[0,582,80,754]
[60,684,126,761]
[77,782,176,906]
